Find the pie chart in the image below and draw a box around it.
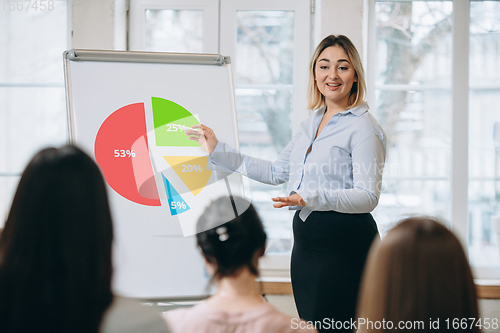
[94,97,211,214]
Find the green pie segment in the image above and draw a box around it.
[151,97,200,147]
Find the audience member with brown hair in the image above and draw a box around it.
[357,217,480,333]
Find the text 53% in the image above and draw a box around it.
[114,149,136,158]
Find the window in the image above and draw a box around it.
[130,0,310,270]
[231,10,296,253]
[220,0,311,258]
[468,0,500,276]
[0,0,68,226]
[129,0,219,53]
[368,0,500,278]
[145,10,204,53]
[370,0,453,234]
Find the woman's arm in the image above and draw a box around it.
[209,131,302,185]
[186,124,302,186]
[293,132,386,213]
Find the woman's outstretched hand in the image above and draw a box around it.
[272,193,306,208]
[185,124,218,154]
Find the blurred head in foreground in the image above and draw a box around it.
[357,217,479,333]
[196,196,266,281]
[0,145,113,333]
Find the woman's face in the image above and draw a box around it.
[314,45,357,109]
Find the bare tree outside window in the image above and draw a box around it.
[372,2,453,232]
[376,2,452,148]
[374,1,500,269]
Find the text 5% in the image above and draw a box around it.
[171,201,187,210]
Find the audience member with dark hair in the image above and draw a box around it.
[164,196,317,333]
[0,145,170,333]
[357,217,480,333]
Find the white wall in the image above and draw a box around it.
[314,0,364,56]
[71,0,115,49]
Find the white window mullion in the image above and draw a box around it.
[366,0,377,110]
[451,0,470,248]
[220,0,310,275]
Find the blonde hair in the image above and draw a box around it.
[307,35,366,110]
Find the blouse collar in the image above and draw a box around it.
[318,101,369,117]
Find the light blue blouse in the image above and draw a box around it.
[209,102,386,221]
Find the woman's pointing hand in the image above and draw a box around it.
[185,124,218,154]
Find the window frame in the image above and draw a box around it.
[367,0,500,279]
[219,0,311,275]
[129,0,220,53]
[128,0,311,277]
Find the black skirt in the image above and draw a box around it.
[291,210,379,332]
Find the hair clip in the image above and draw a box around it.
[216,226,229,242]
